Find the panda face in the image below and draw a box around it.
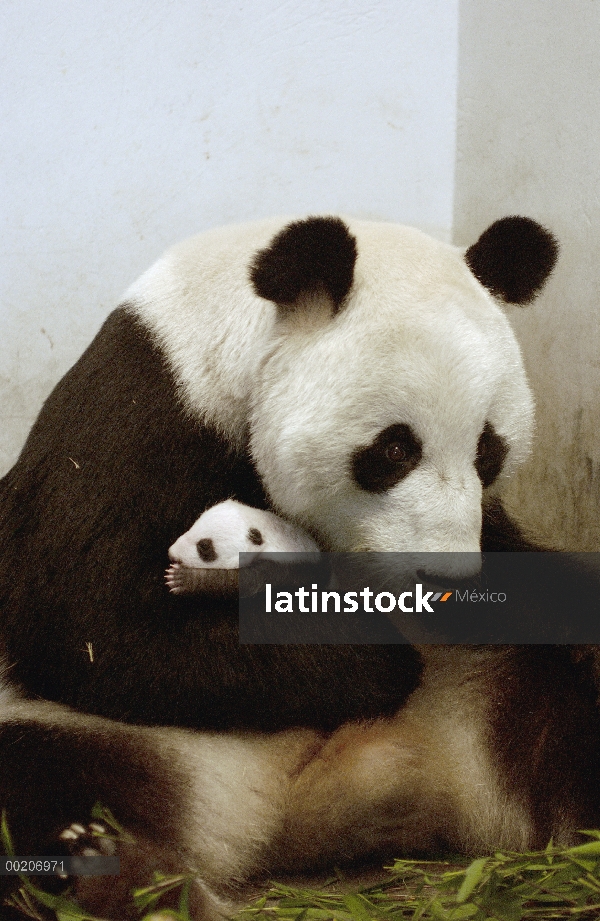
[169,501,265,569]
[132,213,555,561]
[250,221,536,556]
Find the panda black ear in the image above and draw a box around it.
[249,216,357,313]
[465,216,559,305]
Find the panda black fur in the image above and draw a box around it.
[0,271,421,733]
[3,214,599,921]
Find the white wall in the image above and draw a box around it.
[0,0,459,476]
[454,0,600,549]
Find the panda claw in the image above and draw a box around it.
[165,565,186,594]
[58,820,117,858]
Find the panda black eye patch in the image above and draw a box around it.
[476,422,508,488]
[196,538,218,562]
[352,424,423,493]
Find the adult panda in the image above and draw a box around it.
[2,214,599,920]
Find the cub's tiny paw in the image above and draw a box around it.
[165,562,185,594]
[165,563,238,596]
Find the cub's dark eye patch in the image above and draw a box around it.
[248,527,264,546]
[476,422,508,488]
[352,424,422,493]
[196,538,218,562]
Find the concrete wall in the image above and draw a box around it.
[0,0,459,476]
[454,0,600,549]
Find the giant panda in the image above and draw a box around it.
[2,214,599,921]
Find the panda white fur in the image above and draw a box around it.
[165,498,320,594]
[169,499,319,569]
[3,214,600,920]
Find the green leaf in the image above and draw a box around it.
[341,893,375,921]
[456,857,488,903]
[140,912,181,921]
[90,801,133,842]
[447,904,479,920]
[178,876,192,920]
[567,840,600,856]
[55,910,101,921]
[1,810,15,858]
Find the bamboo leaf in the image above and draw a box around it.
[341,894,375,921]
[456,858,488,903]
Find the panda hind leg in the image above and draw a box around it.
[274,715,453,871]
[278,647,600,873]
[0,701,229,921]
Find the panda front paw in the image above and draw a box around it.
[165,562,239,596]
[165,561,186,594]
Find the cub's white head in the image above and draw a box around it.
[168,498,319,570]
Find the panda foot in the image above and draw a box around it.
[59,820,229,920]
[58,821,116,876]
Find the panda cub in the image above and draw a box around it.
[165,498,319,594]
